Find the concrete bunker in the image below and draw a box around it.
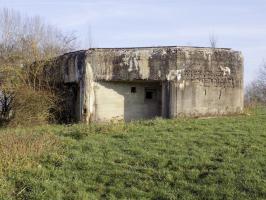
[49,46,244,123]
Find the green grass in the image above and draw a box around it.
[0,108,266,200]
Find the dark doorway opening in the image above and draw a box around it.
[55,83,79,124]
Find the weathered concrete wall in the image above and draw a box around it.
[50,46,243,122]
[94,81,161,122]
[86,47,175,81]
[167,49,244,117]
[169,81,243,117]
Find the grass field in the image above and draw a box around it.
[0,108,266,200]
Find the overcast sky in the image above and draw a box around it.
[1,0,266,84]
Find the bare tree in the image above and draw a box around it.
[245,62,266,106]
[87,25,94,48]
[0,8,77,64]
[0,8,78,125]
[209,33,218,48]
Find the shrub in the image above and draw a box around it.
[8,87,57,127]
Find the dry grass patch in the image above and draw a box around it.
[0,131,60,176]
